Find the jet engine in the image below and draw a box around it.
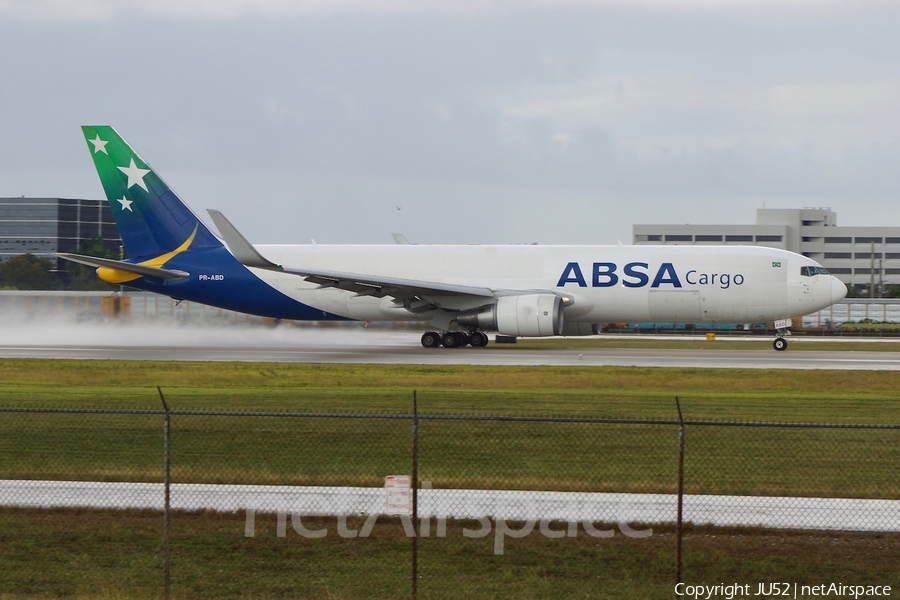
[457,294,563,337]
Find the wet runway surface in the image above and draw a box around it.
[1,324,899,369]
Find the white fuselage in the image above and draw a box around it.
[247,243,846,326]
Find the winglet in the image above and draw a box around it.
[207,209,282,270]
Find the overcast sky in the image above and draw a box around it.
[1,0,898,245]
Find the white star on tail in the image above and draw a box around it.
[117,196,133,212]
[118,158,150,192]
[89,135,108,154]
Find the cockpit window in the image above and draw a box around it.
[800,266,830,277]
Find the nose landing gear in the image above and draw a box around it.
[773,318,792,351]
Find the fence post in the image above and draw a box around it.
[158,386,171,600]
[675,396,685,598]
[411,390,419,600]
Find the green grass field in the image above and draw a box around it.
[0,359,898,598]
[1,509,897,600]
[0,360,898,496]
[2,358,900,421]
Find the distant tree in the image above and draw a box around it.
[845,283,900,298]
[845,284,872,298]
[62,237,121,291]
[0,254,55,290]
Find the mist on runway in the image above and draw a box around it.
[0,306,401,350]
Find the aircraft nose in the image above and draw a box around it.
[831,277,848,303]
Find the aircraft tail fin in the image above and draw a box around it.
[81,126,222,260]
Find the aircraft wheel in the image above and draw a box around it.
[421,331,442,348]
[773,338,788,351]
[470,331,489,347]
[441,332,461,348]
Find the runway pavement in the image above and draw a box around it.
[1,322,900,369]
[2,480,897,532]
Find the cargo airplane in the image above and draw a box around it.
[60,126,847,351]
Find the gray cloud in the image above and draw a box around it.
[1,2,898,244]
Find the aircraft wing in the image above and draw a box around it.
[207,210,496,304]
[57,253,190,279]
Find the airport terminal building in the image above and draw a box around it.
[0,197,122,267]
[634,208,900,288]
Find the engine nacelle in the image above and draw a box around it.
[458,294,564,337]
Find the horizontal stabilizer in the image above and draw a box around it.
[57,253,190,280]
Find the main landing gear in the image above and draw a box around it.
[421,331,489,348]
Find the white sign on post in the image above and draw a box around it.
[384,475,411,515]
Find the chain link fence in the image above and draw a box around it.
[0,400,898,598]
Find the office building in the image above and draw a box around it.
[634,208,900,287]
[0,197,122,268]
